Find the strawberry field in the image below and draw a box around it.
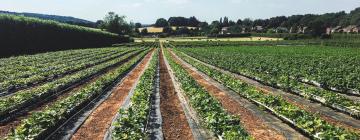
[0,41,359,140]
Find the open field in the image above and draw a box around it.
[0,41,359,140]
[135,36,282,42]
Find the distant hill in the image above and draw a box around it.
[0,10,95,27]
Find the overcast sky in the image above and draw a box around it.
[1,0,359,24]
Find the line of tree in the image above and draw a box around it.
[154,16,201,27]
[95,12,134,35]
[137,7,360,37]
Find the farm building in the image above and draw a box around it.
[341,25,360,33]
[220,27,230,34]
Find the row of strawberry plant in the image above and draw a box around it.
[0,48,135,95]
[0,47,119,81]
[0,43,149,70]
[176,44,360,96]
[0,47,99,69]
[172,49,359,139]
[176,46,360,118]
[6,50,149,139]
[0,49,144,117]
[164,49,250,139]
[111,49,159,139]
[0,44,149,80]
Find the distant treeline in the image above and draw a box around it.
[144,7,360,37]
[0,14,130,57]
[0,10,95,27]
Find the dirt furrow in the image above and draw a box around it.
[70,50,154,140]
[158,48,194,140]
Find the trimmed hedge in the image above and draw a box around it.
[0,14,130,57]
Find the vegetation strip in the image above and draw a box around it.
[45,50,150,140]
[172,42,360,96]
[168,49,291,140]
[175,46,360,119]
[0,47,117,78]
[6,50,149,139]
[171,48,359,139]
[164,48,250,139]
[0,49,135,96]
[175,50,360,131]
[110,49,158,139]
[71,51,153,139]
[70,49,154,140]
[0,50,143,123]
[0,49,119,86]
[0,48,100,69]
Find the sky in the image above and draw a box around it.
[1,0,359,24]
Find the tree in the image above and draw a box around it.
[102,12,132,35]
[309,20,326,36]
[135,23,142,28]
[236,19,243,25]
[163,26,173,34]
[176,27,190,35]
[141,28,148,35]
[199,22,210,34]
[242,18,253,27]
[229,20,236,26]
[228,25,243,34]
[267,16,287,28]
[253,19,267,27]
[349,7,360,26]
[188,16,200,27]
[223,16,229,27]
[95,20,105,30]
[135,28,140,34]
[300,14,317,27]
[155,18,169,27]
[282,15,303,28]
[210,21,221,34]
[168,17,188,26]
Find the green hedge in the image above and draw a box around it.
[0,14,130,57]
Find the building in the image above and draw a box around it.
[138,27,163,33]
[220,27,230,34]
[342,25,360,33]
[252,26,263,32]
[298,26,309,34]
[331,26,342,33]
